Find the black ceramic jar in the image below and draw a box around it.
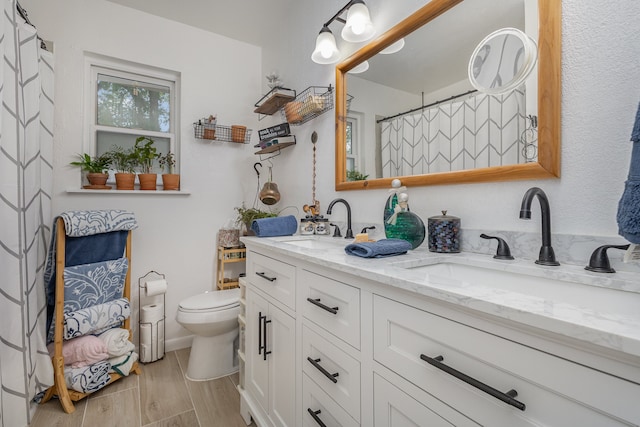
[428,210,461,253]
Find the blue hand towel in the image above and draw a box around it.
[251,215,298,237]
[617,102,640,244]
[345,238,412,258]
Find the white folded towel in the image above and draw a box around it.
[109,351,138,376]
[98,328,135,357]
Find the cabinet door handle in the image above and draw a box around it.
[420,354,526,411]
[306,297,339,315]
[262,317,272,361]
[307,357,339,383]
[256,271,276,282]
[307,408,327,427]
[258,312,264,355]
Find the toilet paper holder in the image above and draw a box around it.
[138,270,166,363]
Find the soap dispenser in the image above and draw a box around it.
[384,189,425,249]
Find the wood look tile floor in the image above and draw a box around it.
[30,349,255,427]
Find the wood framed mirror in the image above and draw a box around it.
[335,0,560,190]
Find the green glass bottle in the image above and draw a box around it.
[384,192,425,250]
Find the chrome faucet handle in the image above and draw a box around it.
[330,223,342,238]
[480,234,514,260]
[585,244,630,273]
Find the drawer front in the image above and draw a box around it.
[303,373,359,427]
[374,373,475,427]
[247,251,296,309]
[300,269,360,349]
[303,326,360,421]
[373,295,638,427]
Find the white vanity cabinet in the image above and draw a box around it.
[372,295,640,426]
[240,240,640,427]
[244,252,296,427]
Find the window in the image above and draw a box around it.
[85,55,180,179]
[346,116,357,172]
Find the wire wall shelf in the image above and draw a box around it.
[282,85,334,126]
[193,123,252,144]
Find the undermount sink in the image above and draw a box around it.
[276,236,346,250]
[394,259,639,317]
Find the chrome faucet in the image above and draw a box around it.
[327,198,354,239]
[519,187,560,266]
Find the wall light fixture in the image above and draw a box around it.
[311,0,375,65]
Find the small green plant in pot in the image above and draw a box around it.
[70,153,112,188]
[347,169,369,181]
[109,146,137,190]
[158,151,179,191]
[235,205,278,235]
[133,136,159,190]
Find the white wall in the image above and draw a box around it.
[23,0,263,348]
[22,0,640,347]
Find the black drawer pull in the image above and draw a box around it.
[307,408,327,427]
[258,312,264,355]
[262,317,272,361]
[306,297,339,314]
[256,271,276,282]
[420,354,526,411]
[307,357,339,383]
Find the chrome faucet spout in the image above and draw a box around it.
[519,187,560,266]
[327,198,354,239]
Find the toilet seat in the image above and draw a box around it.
[179,288,240,313]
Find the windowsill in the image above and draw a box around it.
[66,188,191,195]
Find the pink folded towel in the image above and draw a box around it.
[49,335,109,368]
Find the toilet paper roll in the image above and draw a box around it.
[152,318,165,360]
[145,279,167,297]
[140,303,164,324]
[140,325,152,363]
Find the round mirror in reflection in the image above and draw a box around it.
[468,27,537,95]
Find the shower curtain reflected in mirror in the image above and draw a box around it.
[0,3,54,425]
[379,88,528,178]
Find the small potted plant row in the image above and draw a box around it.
[70,136,180,191]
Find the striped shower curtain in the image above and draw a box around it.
[380,88,526,178]
[0,1,54,426]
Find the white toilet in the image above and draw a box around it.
[176,288,241,381]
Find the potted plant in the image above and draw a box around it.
[69,153,112,188]
[109,145,137,190]
[235,205,278,235]
[133,136,159,190]
[347,169,369,181]
[158,151,180,191]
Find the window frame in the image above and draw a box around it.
[83,54,181,181]
[346,113,363,175]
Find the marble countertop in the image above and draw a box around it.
[241,235,640,359]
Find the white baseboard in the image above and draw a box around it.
[165,335,193,352]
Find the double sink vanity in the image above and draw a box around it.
[238,234,640,427]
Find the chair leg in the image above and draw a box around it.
[52,355,76,414]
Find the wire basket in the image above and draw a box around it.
[282,86,334,126]
[193,123,252,144]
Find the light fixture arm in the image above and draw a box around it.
[322,0,358,29]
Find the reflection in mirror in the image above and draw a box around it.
[469,27,538,94]
[335,0,560,190]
